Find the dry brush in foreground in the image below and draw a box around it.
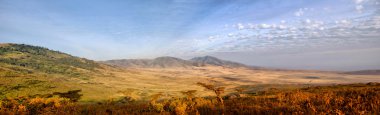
[1,82,380,115]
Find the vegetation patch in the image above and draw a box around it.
[1,83,379,114]
[0,44,100,78]
[303,76,320,79]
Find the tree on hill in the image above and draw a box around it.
[197,82,225,105]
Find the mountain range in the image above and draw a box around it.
[101,56,249,68]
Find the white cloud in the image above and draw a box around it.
[176,2,380,55]
[237,23,244,30]
[259,24,271,29]
[208,36,215,42]
[355,0,365,4]
[305,19,311,24]
[247,23,256,29]
[278,25,287,30]
[340,20,349,24]
[356,5,364,12]
[294,8,304,17]
[208,15,380,53]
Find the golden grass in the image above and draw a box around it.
[2,65,380,102]
[1,83,379,114]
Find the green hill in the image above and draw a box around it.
[0,43,100,77]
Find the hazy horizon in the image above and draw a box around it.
[1,0,380,71]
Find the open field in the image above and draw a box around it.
[79,66,380,101]
[4,64,379,101]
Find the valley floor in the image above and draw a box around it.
[3,65,380,101]
[83,66,380,100]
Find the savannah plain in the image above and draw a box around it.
[1,44,380,114]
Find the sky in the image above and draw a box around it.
[1,0,380,71]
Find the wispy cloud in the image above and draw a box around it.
[1,0,379,70]
[173,0,380,54]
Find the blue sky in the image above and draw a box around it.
[1,0,380,71]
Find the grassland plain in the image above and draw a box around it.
[1,43,380,114]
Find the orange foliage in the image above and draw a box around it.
[1,83,379,114]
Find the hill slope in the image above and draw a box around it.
[0,43,116,100]
[0,43,101,77]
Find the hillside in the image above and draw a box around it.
[101,55,248,68]
[0,43,101,77]
[0,43,117,100]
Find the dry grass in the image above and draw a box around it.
[1,82,379,115]
[78,66,380,101]
[2,60,380,101]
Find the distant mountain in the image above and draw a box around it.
[102,55,248,68]
[344,70,380,75]
[151,56,195,68]
[102,56,194,68]
[190,56,248,68]
[104,59,152,68]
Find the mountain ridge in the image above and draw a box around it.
[190,56,248,68]
[343,70,380,75]
[101,55,249,68]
